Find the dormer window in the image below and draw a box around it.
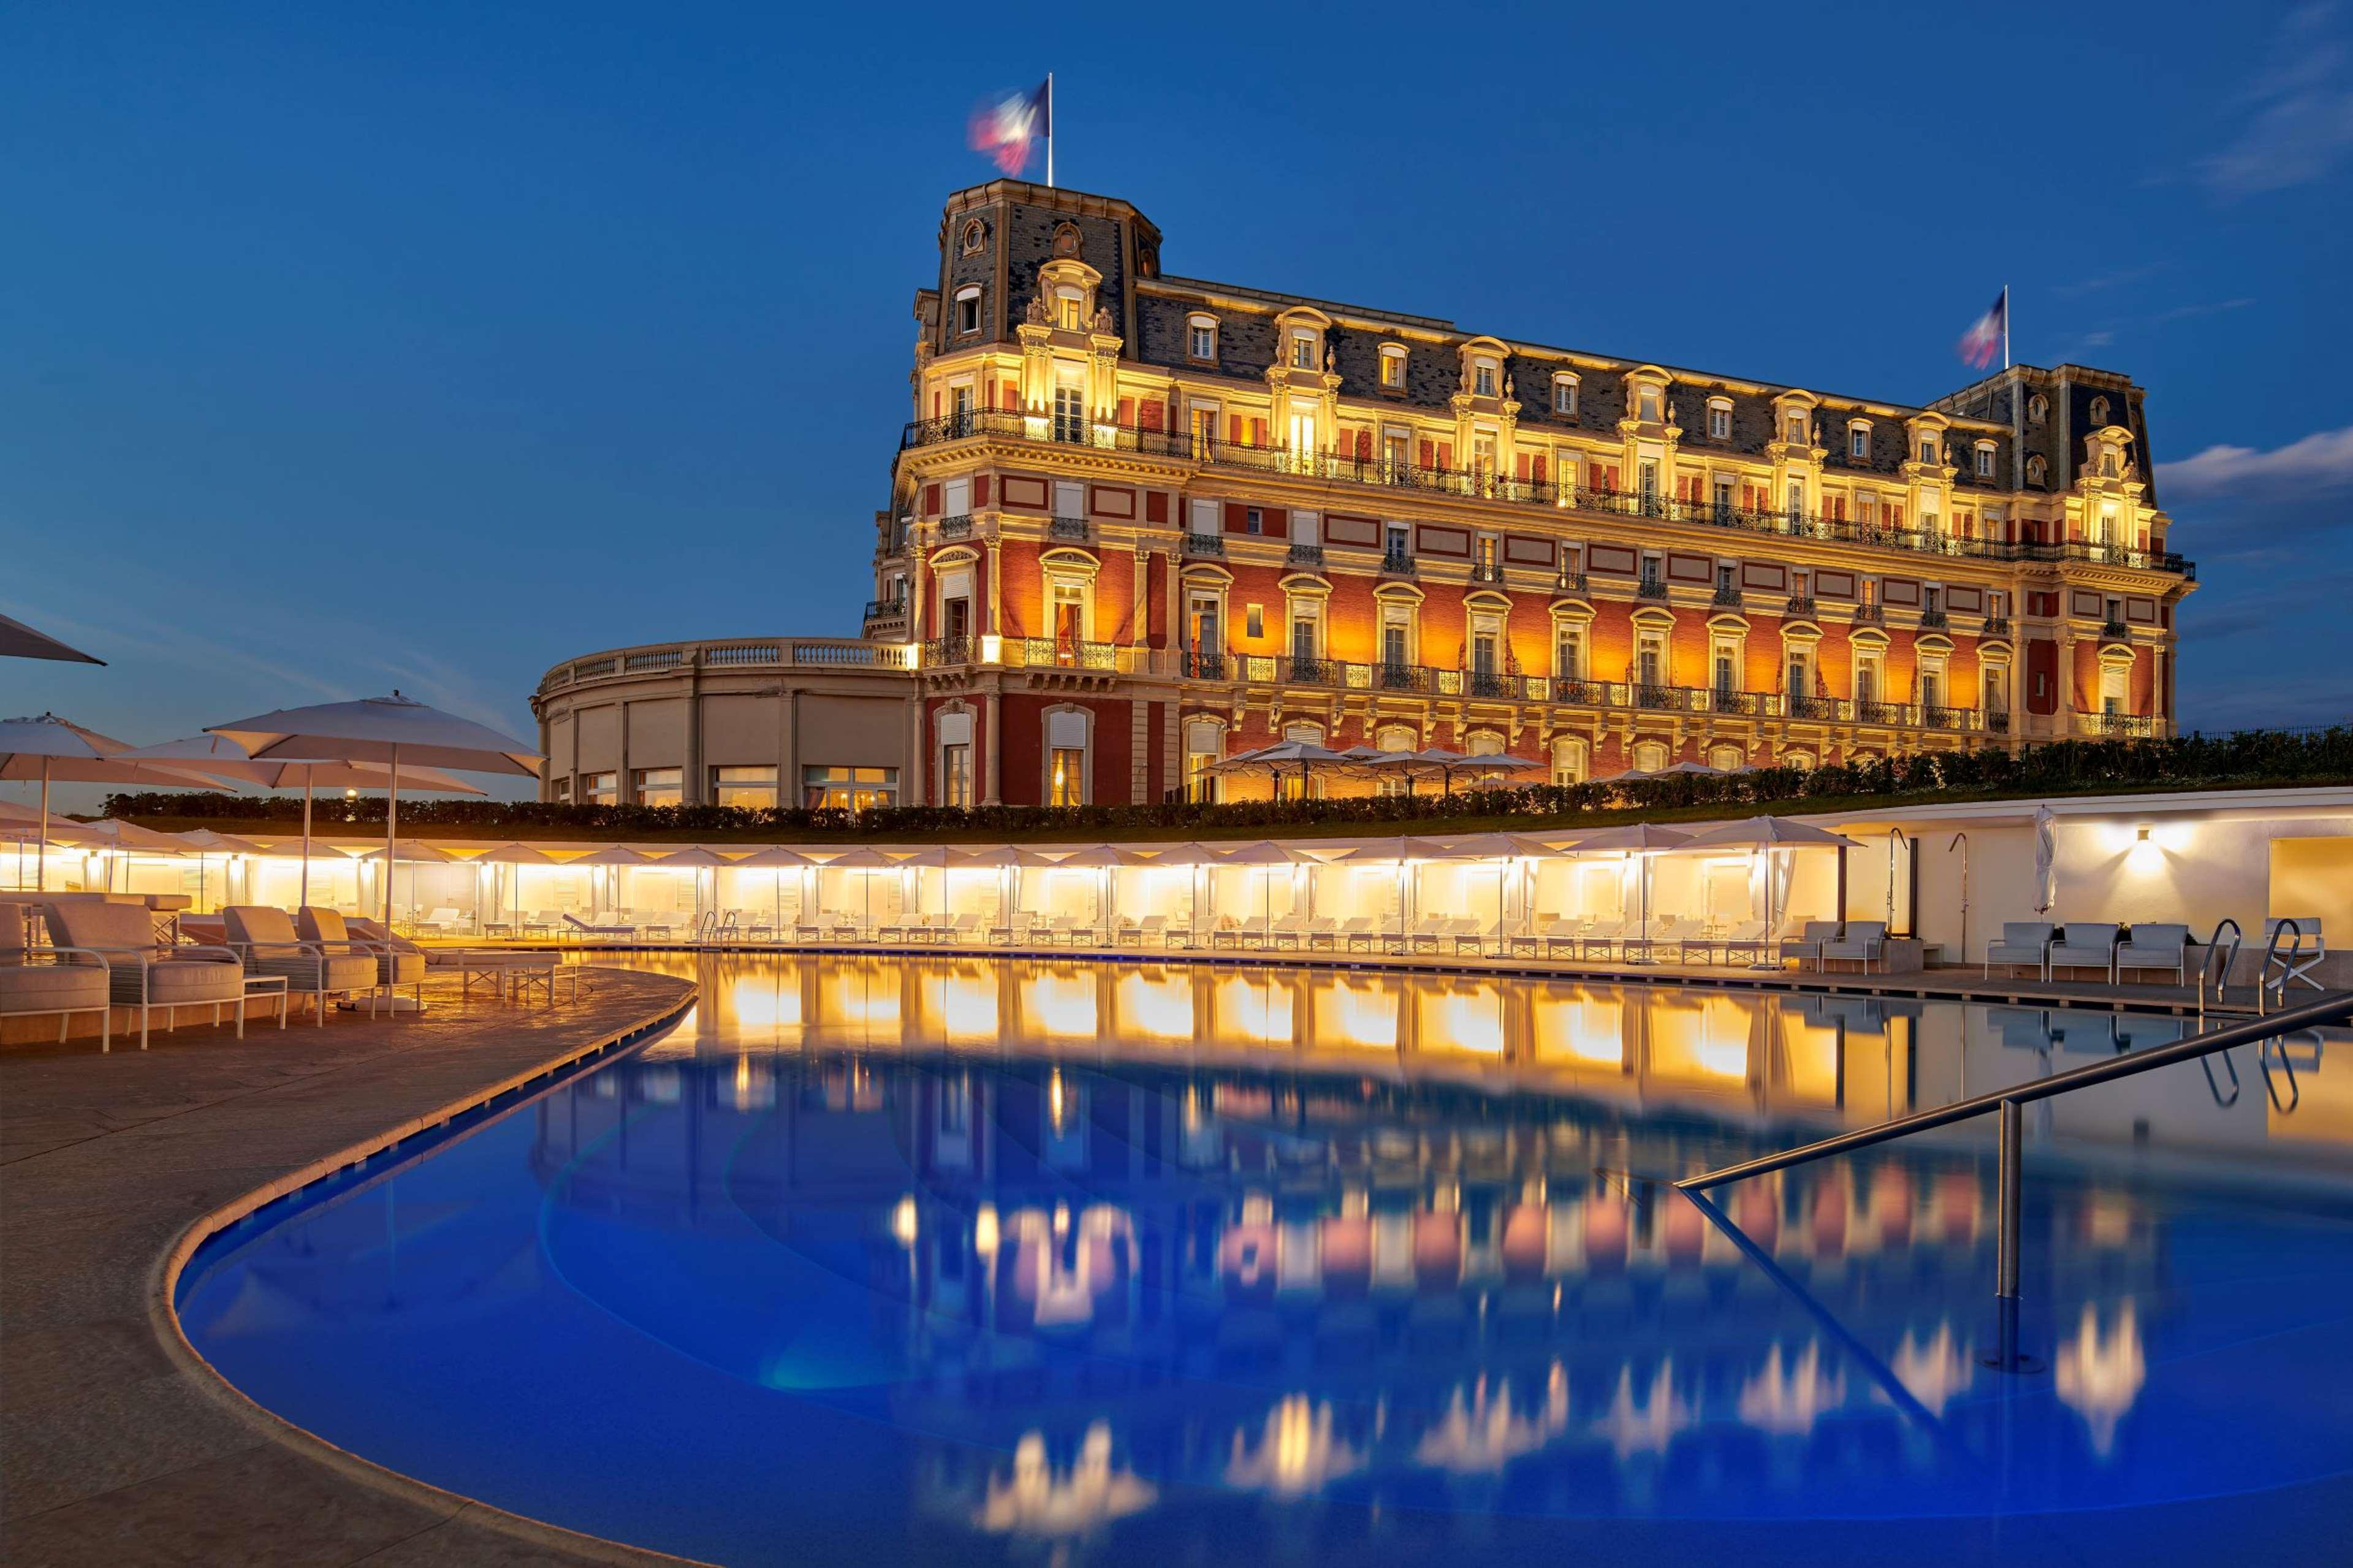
[1783,413,1808,444]
[2028,392,2049,425]
[954,285,981,335]
[2026,454,2048,486]
[1974,441,1996,478]
[1187,314,1217,362]
[1552,373,1578,416]
[1474,358,1499,397]
[1706,397,1731,440]
[1055,289,1084,330]
[1849,421,1870,460]
[1918,436,1939,464]
[1380,344,1407,389]
[1639,386,1662,422]
[2089,395,2111,425]
[1291,332,1318,371]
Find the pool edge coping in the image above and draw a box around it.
[146,969,713,1568]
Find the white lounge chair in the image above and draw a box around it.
[1822,920,1888,973]
[1578,919,1629,960]
[1706,920,1771,965]
[2114,923,2190,984]
[2046,923,2121,983]
[0,899,110,1045]
[1984,921,2053,978]
[45,899,245,1049]
[224,906,377,1024]
[301,906,424,1011]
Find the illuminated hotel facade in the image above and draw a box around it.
[533,180,2193,810]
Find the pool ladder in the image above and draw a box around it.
[2197,917,2308,1023]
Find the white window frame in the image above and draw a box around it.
[1974,440,1996,478]
[1552,373,1578,416]
[1848,421,1871,460]
[1290,331,1318,371]
[954,285,982,335]
[1380,343,1407,389]
[1187,314,1218,362]
[1706,398,1731,440]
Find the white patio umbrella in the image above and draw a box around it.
[474,843,559,932]
[124,734,487,910]
[1556,823,1695,959]
[566,843,656,922]
[815,847,894,934]
[175,828,269,913]
[951,844,1030,932]
[205,693,540,929]
[1210,739,1355,801]
[1049,844,1135,934]
[2032,804,2058,918]
[0,612,102,664]
[888,846,956,929]
[1211,840,1312,937]
[730,845,817,935]
[354,839,462,933]
[0,714,227,891]
[60,816,190,892]
[1671,816,1863,967]
[652,846,732,932]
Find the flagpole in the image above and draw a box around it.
[2004,283,2010,370]
[1046,72,1055,188]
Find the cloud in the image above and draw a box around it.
[2152,297,2256,322]
[2157,424,2353,496]
[2194,4,2353,197]
[2054,262,2172,299]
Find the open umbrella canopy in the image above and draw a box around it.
[948,845,1028,868]
[564,845,658,866]
[175,828,272,856]
[652,847,734,867]
[722,846,814,868]
[470,843,560,864]
[121,735,489,795]
[1047,844,1149,867]
[205,692,542,776]
[1211,840,1315,865]
[1673,816,1861,851]
[0,612,102,665]
[1209,739,1353,772]
[1652,760,1724,776]
[357,840,460,863]
[0,714,227,788]
[1556,823,1695,853]
[49,816,191,851]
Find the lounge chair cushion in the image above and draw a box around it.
[0,963,109,1008]
[46,899,159,953]
[131,960,245,1004]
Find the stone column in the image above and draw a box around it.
[984,686,1003,806]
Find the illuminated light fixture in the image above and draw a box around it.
[974,1203,1000,1258]
[2137,826,2150,841]
[892,1193,919,1248]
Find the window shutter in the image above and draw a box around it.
[1356,429,1372,460]
[931,391,941,418]
[1251,417,1268,447]
[1003,379,1019,408]
[1228,414,1243,445]
[1224,502,1247,533]
[1417,440,1434,468]
[1532,455,1547,483]
[1118,396,1134,427]
[973,475,992,507]
[1141,399,1163,431]
[1515,452,1529,481]
[923,484,941,514]
[1437,443,1453,470]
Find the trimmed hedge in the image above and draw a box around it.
[101,728,2353,841]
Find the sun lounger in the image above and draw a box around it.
[0,900,111,1045]
[1578,919,1628,960]
[1705,920,1771,965]
[1983,921,2053,978]
[1541,918,1591,959]
[2114,923,2190,984]
[45,899,245,1049]
[2046,923,2121,983]
[302,907,424,1010]
[1450,919,1493,956]
[223,906,376,1025]
[1822,920,1889,973]
[1778,920,1839,970]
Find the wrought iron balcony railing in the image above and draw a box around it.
[1468,560,1506,584]
[1784,595,1817,619]
[1636,577,1670,599]
[1852,603,1887,625]
[921,636,971,666]
[1556,569,1589,595]
[1287,542,1325,568]
[1919,609,1949,629]
[1049,516,1089,541]
[937,514,973,540]
[900,410,2197,579]
[1379,550,1416,577]
[1010,637,1117,671]
[1711,585,1744,607]
[2101,618,2131,638]
[2080,710,2155,737]
[1983,615,2012,637]
[1183,531,1224,557]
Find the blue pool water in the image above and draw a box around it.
[177,958,2353,1565]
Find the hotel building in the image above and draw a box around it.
[533,180,2192,810]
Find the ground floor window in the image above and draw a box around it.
[804,765,897,812]
[941,744,973,807]
[550,777,571,802]
[631,767,682,807]
[582,771,617,804]
[1184,719,1222,803]
[1048,747,1085,806]
[1551,736,1587,786]
[709,765,778,809]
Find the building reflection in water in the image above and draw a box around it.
[524,993,2257,1537]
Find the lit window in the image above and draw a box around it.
[550,777,571,803]
[1708,400,1731,440]
[802,765,898,812]
[710,765,778,809]
[1849,424,1870,460]
[1784,414,1806,443]
[1185,721,1222,802]
[1245,603,1264,639]
[582,771,617,804]
[1057,291,1083,330]
[631,767,682,807]
[1475,359,1499,397]
[1975,442,1996,478]
[1049,748,1084,806]
[1919,437,1938,463]
[1380,345,1406,389]
[1553,375,1577,416]
[1291,333,1317,370]
[1640,387,1661,422]
[1188,315,1217,360]
[941,744,972,807]
[954,286,981,335]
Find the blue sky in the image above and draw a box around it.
[6,1,2351,806]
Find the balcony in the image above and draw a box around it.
[862,596,908,637]
[1711,585,1744,608]
[1287,542,1326,568]
[1636,577,1670,600]
[1379,550,1416,577]
[1852,603,1887,625]
[937,514,973,541]
[537,637,915,698]
[1919,609,1949,629]
[1183,531,1225,557]
[1182,650,1226,679]
[2079,710,2155,738]
[1983,615,2012,637]
[1556,569,1589,595]
[1468,560,1506,585]
[1785,693,1846,721]
[1009,636,1117,671]
[921,636,971,667]
[1049,516,1089,542]
[1986,708,2012,734]
[1784,595,1818,620]
[2101,618,2131,639]
[899,410,2198,579]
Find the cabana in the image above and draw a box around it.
[1545,824,1694,962]
[1666,816,1860,967]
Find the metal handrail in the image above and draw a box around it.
[2198,918,2241,1023]
[2261,918,2305,1016]
[1677,988,2353,1306]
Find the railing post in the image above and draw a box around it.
[1996,1097,2022,1300]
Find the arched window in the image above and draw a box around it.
[1187,314,1217,362]
[1551,735,1588,786]
[1779,748,1815,771]
[1184,719,1223,803]
[1708,742,1746,771]
[1631,739,1670,773]
[2026,454,2048,487]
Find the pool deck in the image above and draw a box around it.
[1,966,699,1568]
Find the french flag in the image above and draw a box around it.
[969,80,1051,176]
[1958,289,2008,370]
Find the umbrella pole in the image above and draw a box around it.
[300,775,313,910]
[37,758,48,893]
[382,745,400,928]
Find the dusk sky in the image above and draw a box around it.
[7,1,2351,805]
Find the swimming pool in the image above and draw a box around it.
[176,958,2353,1565]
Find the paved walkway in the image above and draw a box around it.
[2,967,698,1567]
